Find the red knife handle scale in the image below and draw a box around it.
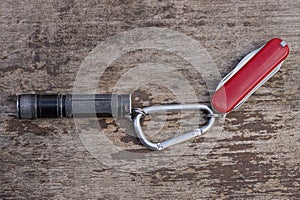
[211,38,289,113]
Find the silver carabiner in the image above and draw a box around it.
[133,104,215,150]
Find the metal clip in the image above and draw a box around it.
[133,104,215,150]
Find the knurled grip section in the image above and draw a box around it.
[17,94,38,119]
[66,94,130,118]
[17,94,131,119]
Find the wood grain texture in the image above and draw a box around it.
[0,0,299,199]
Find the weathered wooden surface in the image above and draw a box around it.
[0,0,299,199]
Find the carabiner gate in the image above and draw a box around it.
[133,104,215,150]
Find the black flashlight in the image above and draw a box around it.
[17,94,131,119]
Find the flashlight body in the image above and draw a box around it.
[17,94,131,119]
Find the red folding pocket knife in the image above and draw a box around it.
[211,38,289,114]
